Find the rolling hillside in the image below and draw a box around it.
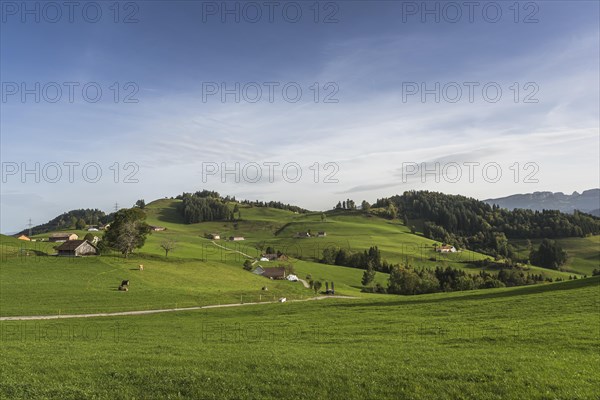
[1,277,598,399]
[2,196,592,318]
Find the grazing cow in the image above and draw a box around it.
[118,285,128,292]
[121,280,130,287]
[139,264,144,271]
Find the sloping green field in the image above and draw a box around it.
[141,200,573,279]
[511,236,600,276]
[2,199,585,317]
[1,277,598,399]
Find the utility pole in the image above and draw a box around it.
[27,218,33,237]
[114,202,119,213]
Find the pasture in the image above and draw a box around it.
[1,278,598,399]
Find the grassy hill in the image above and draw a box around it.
[1,277,598,399]
[2,198,599,398]
[510,236,600,276]
[0,234,309,317]
[2,198,585,317]
[143,200,573,278]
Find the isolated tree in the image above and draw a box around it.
[335,201,342,210]
[361,200,371,212]
[342,201,346,209]
[313,280,322,294]
[530,239,568,269]
[103,208,151,258]
[321,213,327,222]
[243,259,253,271]
[233,204,239,213]
[84,233,94,242]
[361,264,376,287]
[135,199,146,209]
[160,239,177,258]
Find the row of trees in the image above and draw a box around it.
[368,191,600,259]
[381,191,600,239]
[321,246,390,272]
[21,209,112,235]
[334,199,357,210]
[363,265,549,295]
[178,192,235,223]
[240,199,307,213]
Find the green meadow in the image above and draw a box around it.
[510,235,600,276]
[1,200,598,399]
[1,278,598,399]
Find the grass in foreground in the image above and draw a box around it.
[1,277,598,399]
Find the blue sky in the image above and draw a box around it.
[1,1,599,233]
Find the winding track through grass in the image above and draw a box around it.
[0,295,357,321]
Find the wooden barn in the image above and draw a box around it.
[49,233,79,242]
[56,240,98,257]
[261,267,286,280]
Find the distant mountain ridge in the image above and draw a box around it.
[484,189,600,214]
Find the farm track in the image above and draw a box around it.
[0,296,357,321]
[210,241,311,288]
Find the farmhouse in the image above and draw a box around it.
[261,267,286,280]
[261,253,287,261]
[17,235,31,241]
[56,240,98,257]
[229,236,245,241]
[49,233,79,242]
[317,231,327,237]
[150,226,166,232]
[208,233,220,240]
[436,245,457,253]
[87,227,99,232]
[295,232,311,238]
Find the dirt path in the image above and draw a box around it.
[210,240,254,259]
[212,241,311,289]
[0,296,358,321]
[297,278,310,288]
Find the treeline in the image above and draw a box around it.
[178,192,234,223]
[19,209,112,235]
[334,199,357,210]
[321,246,393,272]
[379,266,549,295]
[175,190,236,202]
[240,199,307,213]
[175,190,309,222]
[372,191,600,257]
